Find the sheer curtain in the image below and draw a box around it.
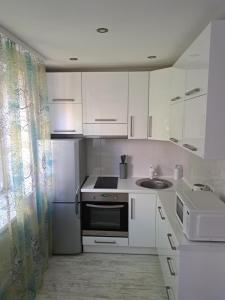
[0,32,52,299]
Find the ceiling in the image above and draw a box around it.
[0,0,225,70]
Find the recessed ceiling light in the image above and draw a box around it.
[96,27,109,33]
[69,57,78,61]
[147,55,157,59]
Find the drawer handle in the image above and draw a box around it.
[166,257,176,276]
[185,88,200,96]
[183,143,197,151]
[53,130,76,133]
[157,206,165,220]
[167,233,176,250]
[130,116,134,137]
[166,286,174,300]
[169,137,178,143]
[94,240,116,244]
[52,98,75,102]
[170,96,181,102]
[94,118,117,122]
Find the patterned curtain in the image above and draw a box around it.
[0,32,52,299]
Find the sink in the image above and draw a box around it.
[136,178,173,189]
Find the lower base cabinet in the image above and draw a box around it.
[156,195,225,300]
[129,194,156,248]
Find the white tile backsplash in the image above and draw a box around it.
[86,139,188,178]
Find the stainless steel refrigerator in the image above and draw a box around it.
[51,139,86,254]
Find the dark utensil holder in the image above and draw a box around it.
[120,163,127,179]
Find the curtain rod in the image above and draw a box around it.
[0,25,45,61]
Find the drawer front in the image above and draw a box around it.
[82,236,128,247]
[160,255,178,300]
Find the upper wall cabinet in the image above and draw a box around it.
[172,21,225,159]
[82,72,128,136]
[47,72,82,103]
[128,72,149,139]
[148,68,172,141]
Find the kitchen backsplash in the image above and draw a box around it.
[183,152,225,201]
[86,138,225,201]
[86,139,188,178]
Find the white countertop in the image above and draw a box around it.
[81,176,189,194]
[81,176,225,250]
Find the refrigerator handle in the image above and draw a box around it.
[75,192,80,218]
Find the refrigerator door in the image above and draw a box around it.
[52,139,79,203]
[52,200,81,254]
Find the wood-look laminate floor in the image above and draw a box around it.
[36,253,167,300]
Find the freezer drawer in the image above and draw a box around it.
[52,202,81,254]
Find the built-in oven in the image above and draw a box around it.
[81,193,128,237]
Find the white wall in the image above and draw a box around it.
[86,138,225,201]
[86,139,188,178]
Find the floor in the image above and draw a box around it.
[36,253,167,300]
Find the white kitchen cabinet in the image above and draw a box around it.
[129,194,156,248]
[47,72,82,103]
[50,103,82,134]
[128,72,149,139]
[170,67,186,102]
[169,100,184,146]
[171,21,225,159]
[82,72,128,136]
[148,68,171,141]
[182,95,207,157]
[157,192,225,300]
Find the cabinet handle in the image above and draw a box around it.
[170,96,181,102]
[94,240,116,244]
[157,206,165,220]
[185,88,200,96]
[130,116,134,137]
[53,130,76,133]
[94,118,117,122]
[52,98,75,102]
[166,257,176,276]
[131,198,135,220]
[169,137,178,143]
[166,286,174,300]
[183,143,197,151]
[148,116,152,138]
[167,233,176,250]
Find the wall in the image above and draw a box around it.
[86,138,225,200]
[183,151,225,201]
[86,139,188,178]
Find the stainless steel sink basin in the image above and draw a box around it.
[136,178,173,189]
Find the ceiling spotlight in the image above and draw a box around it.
[96,27,109,33]
[147,55,157,59]
[69,57,78,61]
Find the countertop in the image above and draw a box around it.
[81,176,189,194]
[81,176,225,250]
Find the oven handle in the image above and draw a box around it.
[85,204,125,209]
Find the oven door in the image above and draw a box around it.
[82,201,128,237]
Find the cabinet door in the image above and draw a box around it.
[185,69,208,99]
[129,194,156,248]
[169,101,184,145]
[50,103,82,134]
[149,68,171,141]
[128,72,149,139]
[170,68,186,102]
[82,72,128,124]
[182,95,207,157]
[47,72,82,103]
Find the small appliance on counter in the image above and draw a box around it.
[120,155,127,179]
[176,190,225,241]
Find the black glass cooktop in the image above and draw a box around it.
[94,177,118,189]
